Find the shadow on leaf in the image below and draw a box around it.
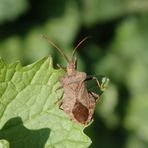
[0,117,50,148]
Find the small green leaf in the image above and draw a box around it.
[0,57,91,148]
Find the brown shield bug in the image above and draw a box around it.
[43,36,109,125]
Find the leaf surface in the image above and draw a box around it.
[0,57,91,148]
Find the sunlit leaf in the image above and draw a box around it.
[0,57,91,148]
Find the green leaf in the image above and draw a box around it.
[0,57,91,148]
[0,139,9,148]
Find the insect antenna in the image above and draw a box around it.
[71,36,91,60]
[42,35,69,62]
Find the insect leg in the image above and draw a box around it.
[85,75,101,88]
[88,91,100,101]
[86,75,109,92]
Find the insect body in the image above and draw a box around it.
[59,58,96,124]
[43,36,109,124]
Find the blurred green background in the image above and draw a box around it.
[0,0,148,147]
